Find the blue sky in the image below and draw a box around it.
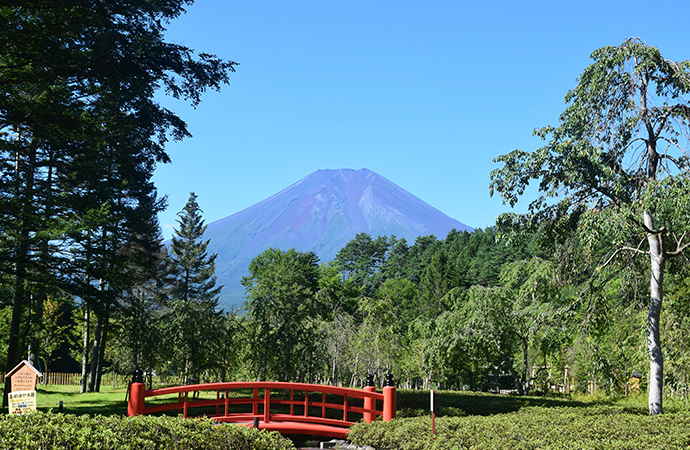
[153,0,690,240]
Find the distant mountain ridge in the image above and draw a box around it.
[203,168,472,309]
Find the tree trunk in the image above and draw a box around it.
[4,141,35,407]
[95,308,109,392]
[80,304,90,394]
[95,323,107,392]
[28,161,54,374]
[3,266,26,408]
[88,316,103,392]
[507,361,525,396]
[521,338,530,395]
[645,210,665,415]
[28,291,45,373]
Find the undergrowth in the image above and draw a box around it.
[349,405,690,449]
[0,412,295,450]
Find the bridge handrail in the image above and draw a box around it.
[143,381,385,401]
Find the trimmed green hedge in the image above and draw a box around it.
[349,406,690,450]
[0,412,295,450]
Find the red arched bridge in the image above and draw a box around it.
[127,376,396,439]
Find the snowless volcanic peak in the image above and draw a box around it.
[204,168,473,308]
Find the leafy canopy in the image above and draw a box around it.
[490,38,690,240]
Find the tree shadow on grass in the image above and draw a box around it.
[38,404,128,416]
[35,386,129,417]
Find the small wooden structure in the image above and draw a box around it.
[5,360,42,415]
[5,360,42,393]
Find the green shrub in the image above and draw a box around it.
[396,406,465,419]
[437,406,466,417]
[395,408,426,418]
[0,412,294,450]
[349,406,690,450]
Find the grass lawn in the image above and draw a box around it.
[34,384,130,416]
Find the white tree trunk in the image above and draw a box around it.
[645,210,664,415]
[80,305,90,394]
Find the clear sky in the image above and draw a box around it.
[153,0,690,240]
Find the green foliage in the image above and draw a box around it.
[348,294,405,380]
[316,260,359,316]
[169,193,223,305]
[212,311,244,382]
[350,406,690,450]
[1,0,235,402]
[419,248,454,317]
[402,235,438,285]
[439,286,519,390]
[375,278,418,331]
[0,412,294,450]
[242,248,321,381]
[0,306,10,366]
[335,233,391,296]
[36,293,78,369]
[489,37,690,413]
[662,269,690,398]
[166,193,223,385]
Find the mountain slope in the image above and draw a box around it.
[204,168,472,309]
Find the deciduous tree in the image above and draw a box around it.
[490,38,690,413]
[242,248,320,381]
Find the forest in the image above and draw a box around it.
[4,196,690,407]
[2,2,690,418]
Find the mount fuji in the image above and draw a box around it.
[202,168,472,309]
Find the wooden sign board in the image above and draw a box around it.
[8,390,37,415]
[5,360,42,393]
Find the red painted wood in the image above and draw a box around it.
[263,388,270,423]
[128,381,394,439]
[127,382,145,416]
[363,386,375,423]
[303,389,309,417]
[383,386,396,421]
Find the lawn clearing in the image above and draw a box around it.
[35,384,130,416]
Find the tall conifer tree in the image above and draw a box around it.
[167,192,222,384]
[1,1,235,405]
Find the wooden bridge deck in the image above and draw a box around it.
[218,418,351,439]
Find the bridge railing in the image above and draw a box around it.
[127,373,396,435]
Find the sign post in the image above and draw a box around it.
[5,360,42,414]
[430,389,436,435]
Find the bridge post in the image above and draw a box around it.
[127,369,145,416]
[383,373,396,421]
[263,388,271,424]
[363,374,376,423]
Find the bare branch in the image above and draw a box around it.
[658,152,686,169]
[653,108,676,138]
[667,240,690,258]
[599,241,649,270]
[629,215,668,235]
[673,230,687,248]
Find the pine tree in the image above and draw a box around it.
[419,247,455,317]
[167,192,223,384]
[1,1,235,405]
[112,204,169,389]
